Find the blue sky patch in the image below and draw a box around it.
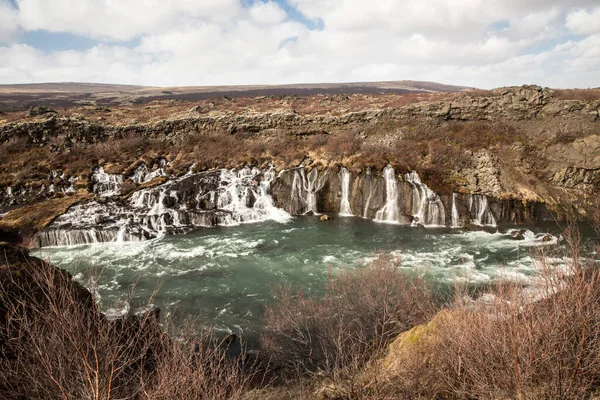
[490,20,510,31]
[19,30,141,52]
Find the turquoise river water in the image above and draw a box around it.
[32,216,583,338]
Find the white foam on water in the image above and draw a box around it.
[323,255,338,263]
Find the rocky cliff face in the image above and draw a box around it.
[0,85,598,244]
[26,164,550,248]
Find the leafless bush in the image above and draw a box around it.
[0,254,254,399]
[142,324,255,400]
[383,224,600,400]
[323,131,361,157]
[260,255,438,381]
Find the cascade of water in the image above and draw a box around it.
[305,168,326,214]
[116,223,127,243]
[469,194,497,226]
[35,166,294,247]
[217,168,291,225]
[92,167,123,196]
[404,171,446,227]
[339,167,353,216]
[131,164,166,184]
[375,165,399,223]
[290,167,328,214]
[362,169,375,219]
[451,193,461,228]
[255,169,292,223]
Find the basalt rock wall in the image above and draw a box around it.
[28,165,551,248]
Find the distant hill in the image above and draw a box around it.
[0,80,472,111]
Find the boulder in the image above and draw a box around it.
[510,229,528,241]
[320,214,331,221]
[28,106,58,117]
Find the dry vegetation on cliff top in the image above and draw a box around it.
[1,222,599,399]
[0,192,92,236]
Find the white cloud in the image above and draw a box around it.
[0,1,19,43]
[14,0,243,41]
[250,1,288,25]
[0,1,599,88]
[566,7,600,35]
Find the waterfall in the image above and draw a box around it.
[451,193,461,228]
[36,166,292,247]
[404,171,446,227]
[339,167,353,216]
[375,165,399,223]
[131,163,166,184]
[217,168,291,225]
[305,168,326,214]
[362,168,375,219]
[255,169,292,223]
[92,167,123,196]
[290,167,328,214]
[31,201,141,247]
[469,194,497,226]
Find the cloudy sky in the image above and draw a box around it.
[0,0,599,88]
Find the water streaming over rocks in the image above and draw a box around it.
[1,170,78,208]
[339,167,353,216]
[404,170,446,227]
[468,194,498,227]
[92,167,123,196]
[451,193,460,228]
[289,167,329,215]
[131,161,167,184]
[361,168,376,219]
[31,165,550,247]
[34,167,291,247]
[375,165,399,223]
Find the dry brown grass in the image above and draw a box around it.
[0,192,93,237]
[554,88,600,101]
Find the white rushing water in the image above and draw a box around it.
[404,170,446,227]
[469,194,497,226]
[36,167,291,247]
[131,162,166,184]
[290,167,328,215]
[362,168,375,219]
[375,165,399,223]
[32,165,512,248]
[451,193,461,228]
[217,168,291,225]
[339,167,353,216]
[92,167,123,196]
